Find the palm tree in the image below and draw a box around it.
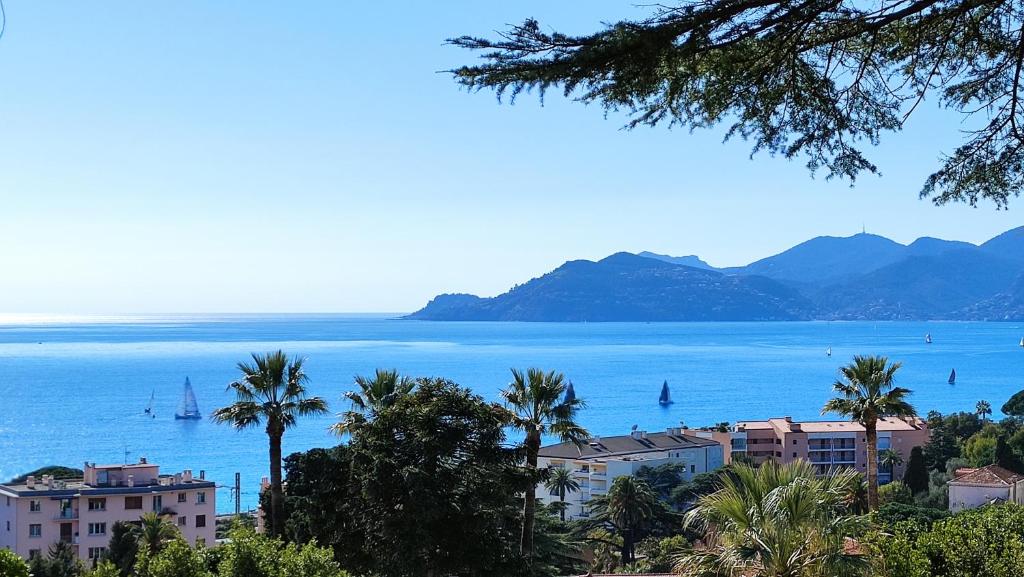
[677,461,869,577]
[502,368,588,559]
[137,512,178,555]
[329,368,415,435]
[587,476,663,566]
[211,350,329,536]
[822,355,916,511]
[878,448,903,483]
[544,467,580,521]
[977,400,993,423]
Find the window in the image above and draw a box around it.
[88,547,107,560]
[196,492,206,505]
[28,550,41,560]
[775,439,781,445]
[195,515,206,528]
[125,496,143,510]
[793,452,798,458]
[29,500,41,512]
[88,523,107,536]
[177,516,187,527]
[177,492,187,503]
[792,439,797,445]
[690,464,696,473]
[5,521,9,531]
[29,524,41,538]
[152,496,162,512]
[88,498,106,511]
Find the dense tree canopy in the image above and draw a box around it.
[344,378,530,577]
[451,1,1024,207]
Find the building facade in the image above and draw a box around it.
[0,459,216,562]
[948,465,1024,512]
[536,427,724,520]
[724,416,929,482]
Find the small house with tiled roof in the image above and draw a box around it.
[948,464,1024,512]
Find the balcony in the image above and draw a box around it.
[589,487,606,495]
[590,471,606,478]
[54,510,79,521]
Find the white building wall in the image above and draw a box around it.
[948,484,1011,513]
[536,443,725,520]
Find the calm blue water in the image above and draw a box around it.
[2,315,1023,512]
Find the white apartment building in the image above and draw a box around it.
[536,427,724,520]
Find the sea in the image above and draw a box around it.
[1,314,1023,512]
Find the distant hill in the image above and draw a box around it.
[636,252,717,270]
[408,228,1024,321]
[407,253,811,321]
[981,226,1024,262]
[10,466,83,483]
[957,274,1024,320]
[815,250,1022,319]
[725,233,907,285]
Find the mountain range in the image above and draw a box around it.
[407,227,1024,321]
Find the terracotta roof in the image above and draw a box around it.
[949,464,1024,486]
[539,431,718,460]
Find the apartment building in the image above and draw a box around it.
[0,459,216,562]
[536,427,724,520]
[723,416,929,482]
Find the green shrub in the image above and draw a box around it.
[878,480,913,505]
[919,504,1024,577]
[0,549,29,577]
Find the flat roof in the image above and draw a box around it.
[539,431,718,460]
[736,416,925,434]
[0,477,215,498]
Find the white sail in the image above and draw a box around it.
[175,377,201,419]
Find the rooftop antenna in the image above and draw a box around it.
[123,445,132,465]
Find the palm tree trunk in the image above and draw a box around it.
[268,428,284,537]
[522,430,540,559]
[622,529,633,566]
[559,487,565,522]
[865,421,879,511]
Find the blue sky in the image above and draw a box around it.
[1,1,1020,313]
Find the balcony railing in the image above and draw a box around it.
[54,510,78,521]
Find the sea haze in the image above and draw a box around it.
[2,315,1023,512]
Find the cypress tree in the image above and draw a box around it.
[903,446,929,495]
[995,435,1024,474]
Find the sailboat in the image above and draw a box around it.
[925,334,932,344]
[948,369,956,385]
[563,381,576,404]
[658,380,673,406]
[174,377,202,420]
[1019,337,1023,348]
[825,346,832,357]
[143,390,155,418]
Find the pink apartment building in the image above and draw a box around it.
[709,416,930,482]
[0,459,216,562]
